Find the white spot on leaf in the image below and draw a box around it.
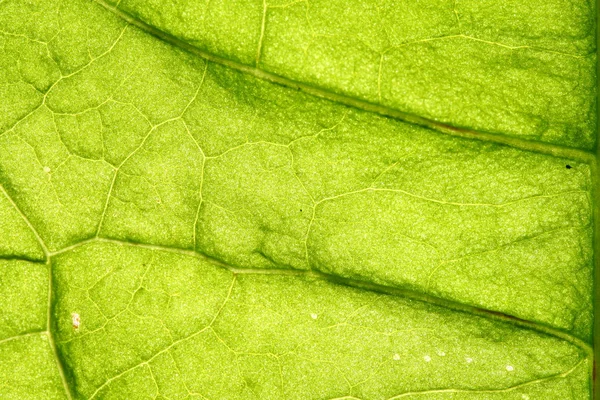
[310,313,318,320]
[393,354,401,361]
[424,355,431,362]
[465,357,473,363]
[71,313,80,330]
[506,365,514,371]
[43,166,51,173]
[437,350,446,357]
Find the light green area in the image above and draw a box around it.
[0,187,45,260]
[0,0,595,398]
[0,333,68,399]
[103,119,204,249]
[51,242,235,398]
[52,242,590,400]
[0,109,115,250]
[0,259,64,399]
[109,0,597,149]
[0,260,47,341]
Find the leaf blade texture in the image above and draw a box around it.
[0,0,596,398]
[105,0,596,149]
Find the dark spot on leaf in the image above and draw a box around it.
[566,165,572,169]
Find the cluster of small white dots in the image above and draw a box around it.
[388,353,516,374]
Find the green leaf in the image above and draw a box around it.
[107,0,597,149]
[0,0,595,399]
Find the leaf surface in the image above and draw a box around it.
[0,0,596,399]
[105,0,597,149]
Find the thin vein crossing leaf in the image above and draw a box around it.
[103,0,596,149]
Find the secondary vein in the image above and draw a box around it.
[47,236,594,359]
[90,0,596,164]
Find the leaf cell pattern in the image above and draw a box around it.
[0,0,596,399]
